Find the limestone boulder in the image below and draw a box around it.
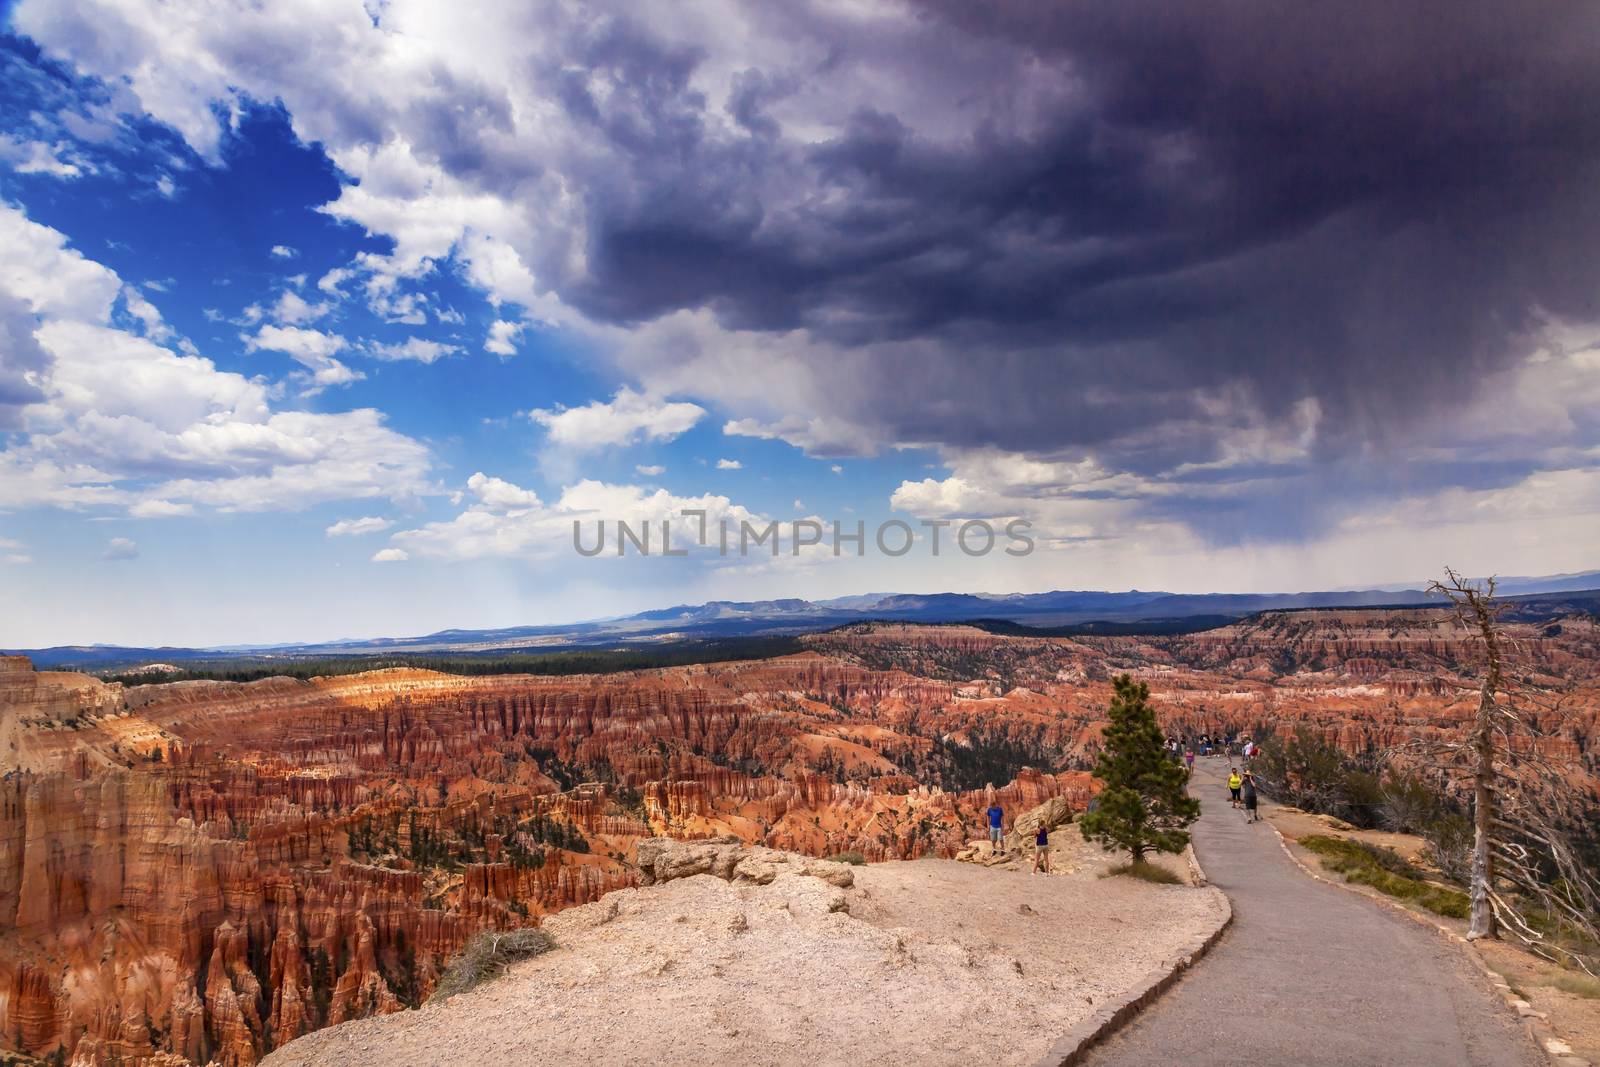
[1007,795,1076,850]
[634,838,854,890]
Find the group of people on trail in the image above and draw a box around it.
[1195,733,1257,758]
[1164,733,1265,825]
[981,732,1266,874]
[1228,765,1261,822]
[1166,733,1258,764]
[985,800,1052,873]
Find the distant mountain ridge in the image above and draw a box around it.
[11,571,1598,670]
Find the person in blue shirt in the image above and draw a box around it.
[1032,823,1050,874]
[986,802,1005,856]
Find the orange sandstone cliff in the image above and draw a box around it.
[1,608,1596,1065]
[0,648,1089,1065]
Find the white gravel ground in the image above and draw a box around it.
[264,847,1227,1067]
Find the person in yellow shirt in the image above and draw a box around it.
[1227,767,1243,809]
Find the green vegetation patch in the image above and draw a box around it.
[825,850,866,866]
[1549,971,1600,999]
[429,927,555,1004]
[1299,834,1469,919]
[100,636,805,685]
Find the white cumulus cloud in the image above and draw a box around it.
[369,337,461,363]
[0,202,434,517]
[530,387,704,451]
[269,289,332,325]
[103,537,138,560]
[327,515,394,537]
[465,472,543,510]
[0,135,89,178]
[485,319,523,356]
[391,475,762,562]
[130,499,194,518]
[246,323,364,392]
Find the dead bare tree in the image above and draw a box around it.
[1429,568,1501,940]
[1409,567,1600,973]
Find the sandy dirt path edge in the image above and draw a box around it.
[1030,845,1233,1067]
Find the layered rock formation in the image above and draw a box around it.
[0,650,1088,1065]
[812,611,1600,790]
[3,603,1596,1065]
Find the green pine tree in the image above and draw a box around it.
[1079,674,1200,862]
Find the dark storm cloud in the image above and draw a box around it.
[14,0,1596,532]
[553,0,1600,466]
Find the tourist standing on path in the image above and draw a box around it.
[1184,749,1195,773]
[1241,771,1260,822]
[986,801,1006,855]
[1228,767,1243,809]
[1032,823,1050,874]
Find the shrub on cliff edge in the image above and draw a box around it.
[429,927,555,1004]
[1299,834,1469,919]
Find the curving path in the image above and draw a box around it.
[1077,760,1542,1067]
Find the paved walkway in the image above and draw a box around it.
[1081,759,1542,1067]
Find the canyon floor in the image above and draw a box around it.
[263,834,1227,1067]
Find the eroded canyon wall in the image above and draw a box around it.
[2,606,1596,1065]
[0,651,1089,1065]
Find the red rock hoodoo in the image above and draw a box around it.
[1,607,1595,1065]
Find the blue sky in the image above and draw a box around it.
[2,3,1599,646]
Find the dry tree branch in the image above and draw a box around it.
[1364,569,1600,968]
